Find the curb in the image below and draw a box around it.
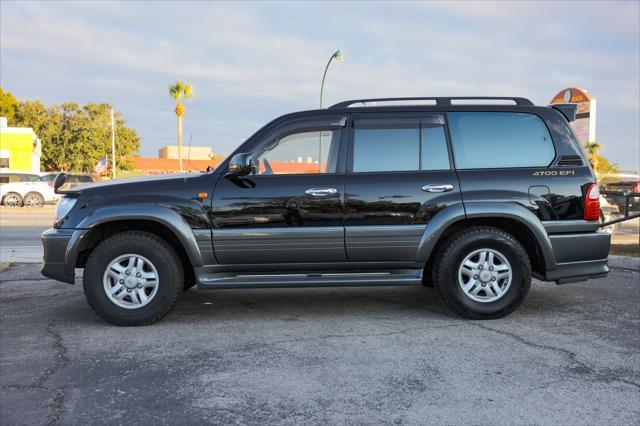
[608,255,640,270]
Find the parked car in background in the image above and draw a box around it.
[40,173,94,188]
[0,173,94,206]
[0,180,59,207]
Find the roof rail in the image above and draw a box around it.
[329,97,534,108]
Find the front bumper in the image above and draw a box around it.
[543,231,611,284]
[41,228,75,284]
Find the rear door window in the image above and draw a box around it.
[353,127,419,172]
[351,115,450,172]
[447,112,555,169]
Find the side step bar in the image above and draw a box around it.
[196,269,423,289]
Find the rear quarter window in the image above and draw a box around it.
[447,112,555,169]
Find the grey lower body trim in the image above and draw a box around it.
[213,226,346,264]
[549,231,610,263]
[196,268,423,289]
[196,261,425,274]
[193,228,216,265]
[345,225,425,261]
[543,220,600,234]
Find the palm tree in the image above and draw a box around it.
[584,141,601,172]
[168,81,195,172]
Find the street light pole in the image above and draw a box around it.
[319,50,344,173]
[110,108,117,179]
[319,50,344,108]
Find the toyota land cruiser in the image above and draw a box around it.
[41,97,610,325]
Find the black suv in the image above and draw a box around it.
[41,97,610,325]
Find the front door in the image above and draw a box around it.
[344,113,462,261]
[211,115,347,265]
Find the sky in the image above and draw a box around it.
[1,1,639,170]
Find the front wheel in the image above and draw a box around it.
[433,226,531,319]
[83,231,184,326]
[2,192,23,207]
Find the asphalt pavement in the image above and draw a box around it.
[1,207,639,425]
[1,262,639,425]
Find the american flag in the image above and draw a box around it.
[94,156,108,175]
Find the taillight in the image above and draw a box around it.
[47,182,54,188]
[584,184,600,221]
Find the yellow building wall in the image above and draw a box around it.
[0,132,38,172]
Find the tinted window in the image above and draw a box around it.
[354,127,419,172]
[353,122,450,173]
[421,125,450,170]
[448,112,555,169]
[254,130,340,174]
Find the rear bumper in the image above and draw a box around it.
[544,259,609,284]
[41,228,75,284]
[542,230,611,284]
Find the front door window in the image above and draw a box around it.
[253,129,340,175]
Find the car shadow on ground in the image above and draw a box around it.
[1,264,607,326]
[44,280,589,327]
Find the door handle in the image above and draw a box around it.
[305,187,338,197]
[422,184,454,193]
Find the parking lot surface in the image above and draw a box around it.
[1,261,639,425]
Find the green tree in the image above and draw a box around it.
[594,154,619,178]
[8,92,141,173]
[583,141,620,179]
[168,81,195,172]
[0,88,19,123]
[584,141,601,171]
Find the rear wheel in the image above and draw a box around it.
[23,192,44,208]
[83,231,184,326]
[2,192,23,207]
[433,226,531,319]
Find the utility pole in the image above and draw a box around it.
[111,108,117,179]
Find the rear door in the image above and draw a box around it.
[344,113,462,261]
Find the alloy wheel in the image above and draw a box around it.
[103,254,159,309]
[458,248,512,303]
[3,194,21,207]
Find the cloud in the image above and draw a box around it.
[1,1,638,169]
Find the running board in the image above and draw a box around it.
[196,269,423,289]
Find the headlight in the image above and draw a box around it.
[56,197,77,221]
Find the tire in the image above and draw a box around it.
[2,192,23,207]
[23,192,44,208]
[83,231,184,326]
[433,226,531,320]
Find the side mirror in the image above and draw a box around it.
[53,172,68,194]
[227,153,253,177]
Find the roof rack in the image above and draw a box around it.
[329,97,534,108]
